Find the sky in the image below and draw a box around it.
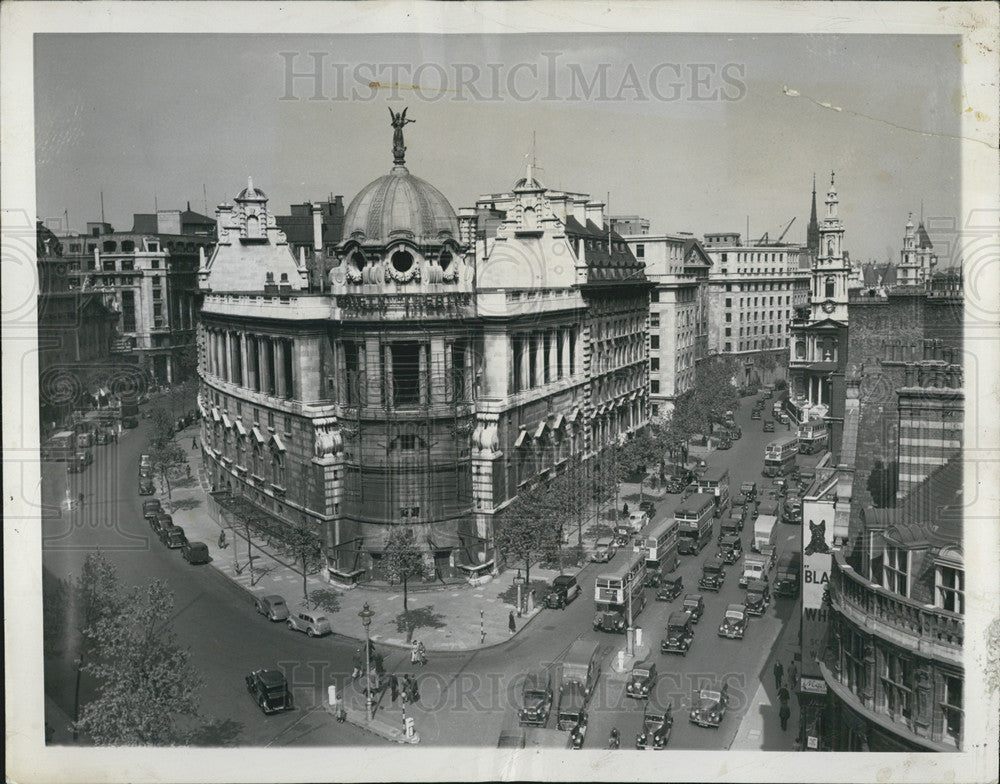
[34,32,963,264]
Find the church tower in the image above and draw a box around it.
[806,173,820,256]
[811,172,849,323]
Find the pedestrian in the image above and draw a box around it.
[401,675,411,705]
[78,491,84,507]
[352,649,362,681]
[417,641,427,666]
[789,661,798,689]
[186,463,191,478]
[622,502,629,517]
[410,640,420,665]
[508,610,516,635]
[773,660,784,691]
[389,673,399,703]
[779,702,791,731]
[192,437,197,450]
[777,685,790,705]
[218,530,228,549]
[411,676,420,704]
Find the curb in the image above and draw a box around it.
[323,702,420,744]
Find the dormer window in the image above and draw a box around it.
[935,548,964,613]
[882,544,909,598]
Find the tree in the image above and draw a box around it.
[619,428,662,504]
[495,495,548,587]
[148,406,174,447]
[283,523,324,604]
[148,439,187,500]
[382,527,424,613]
[75,579,202,745]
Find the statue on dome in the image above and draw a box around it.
[389,106,414,166]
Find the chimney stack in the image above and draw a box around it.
[312,203,323,252]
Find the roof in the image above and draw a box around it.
[916,222,933,250]
[131,214,158,234]
[563,215,646,285]
[880,458,962,549]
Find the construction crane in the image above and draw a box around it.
[754,216,796,246]
[776,216,796,244]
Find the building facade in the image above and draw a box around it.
[197,123,649,586]
[621,231,711,419]
[895,215,936,289]
[702,233,810,387]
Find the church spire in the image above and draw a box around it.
[807,172,820,254]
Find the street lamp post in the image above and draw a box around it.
[513,569,525,617]
[626,575,635,657]
[358,602,375,719]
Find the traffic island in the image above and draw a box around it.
[324,686,420,745]
[612,640,653,674]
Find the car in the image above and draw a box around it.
[569,715,588,749]
[717,534,743,565]
[717,437,732,450]
[594,608,627,634]
[751,410,762,420]
[777,411,790,424]
[717,603,749,640]
[613,525,632,547]
[151,512,172,537]
[95,430,109,445]
[591,537,617,563]
[772,476,789,493]
[159,525,187,549]
[76,449,94,466]
[744,579,770,616]
[698,560,725,592]
[625,660,657,699]
[518,669,553,727]
[760,544,777,573]
[689,683,730,728]
[287,608,332,637]
[639,500,656,516]
[729,426,742,440]
[728,507,746,528]
[246,668,294,714]
[655,575,683,602]
[545,574,582,609]
[255,594,290,621]
[660,610,695,655]
[182,541,211,564]
[740,481,758,501]
[664,477,685,494]
[763,420,775,432]
[67,454,87,473]
[762,388,773,399]
[784,495,803,524]
[635,697,673,749]
[138,475,155,495]
[142,500,163,520]
[732,492,746,508]
[681,593,705,624]
[627,511,649,531]
[140,453,152,469]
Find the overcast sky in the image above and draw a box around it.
[35,33,962,264]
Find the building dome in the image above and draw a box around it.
[236,176,267,202]
[342,165,459,246]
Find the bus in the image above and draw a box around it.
[797,419,829,455]
[42,431,76,461]
[594,549,647,633]
[697,467,731,517]
[763,436,798,477]
[635,519,679,580]
[675,494,715,555]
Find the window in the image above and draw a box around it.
[284,415,292,437]
[398,433,416,450]
[725,313,731,323]
[267,411,275,430]
[651,404,659,417]
[879,652,913,722]
[635,244,644,258]
[724,327,731,337]
[725,298,732,308]
[883,546,909,597]
[513,334,525,391]
[392,341,421,405]
[941,675,963,747]
[650,313,659,327]
[723,342,731,352]
[650,335,659,350]
[152,288,162,300]
[153,303,162,317]
[650,290,659,303]
[840,626,868,698]
[825,276,835,298]
[151,258,160,268]
[650,357,659,371]
[936,565,964,613]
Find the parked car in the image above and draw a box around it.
[716,437,732,450]
[287,608,332,637]
[717,604,749,640]
[689,682,730,728]
[717,534,743,565]
[246,668,294,714]
[729,426,742,440]
[545,574,582,609]
[639,500,656,516]
[681,593,705,623]
[660,610,695,656]
[151,513,172,537]
[159,525,187,549]
[763,420,775,432]
[591,537,617,563]
[627,511,649,531]
[625,660,658,699]
[142,499,163,520]
[255,594,290,622]
[182,541,211,564]
[751,410,762,420]
[635,697,673,749]
[698,560,725,592]
[744,579,770,616]
[656,575,683,602]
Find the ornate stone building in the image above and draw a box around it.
[198,118,649,586]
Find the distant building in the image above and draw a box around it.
[702,232,810,387]
[895,214,936,288]
[610,214,650,236]
[274,196,345,291]
[621,229,711,418]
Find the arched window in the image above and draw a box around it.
[351,250,367,271]
[391,250,414,273]
[102,240,117,252]
[271,450,285,486]
[825,276,835,298]
[252,443,263,476]
[439,249,453,271]
[795,340,806,360]
[246,214,260,237]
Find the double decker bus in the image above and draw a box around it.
[797,419,828,455]
[634,519,679,579]
[675,494,715,555]
[42,430,76,461]
[594,549,647,633]
[697,467,731,517]
[763,436,798,477]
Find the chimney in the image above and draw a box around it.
[312,203,323,252]
[585,202,605,227]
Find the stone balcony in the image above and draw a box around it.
[830,550,963,667]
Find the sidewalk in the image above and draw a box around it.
[158,425,594,652]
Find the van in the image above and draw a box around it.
[774,551,802,597]
[561,639,601,698]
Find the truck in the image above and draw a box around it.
[560,640,601,701]
[42,430,76,461]
[120,393,140,429]
[740,553,769,588]
[774,551,802,597]
[696,467,730,518]
[752,514,777,553]
[675,495,715,556]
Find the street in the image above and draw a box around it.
[43,392,813,748]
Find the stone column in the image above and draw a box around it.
[547,329,557,383]
[365,337,380,406]
[247,336,258,391]
[533,331,543,387]
[240,333,250,388]
[418,342,428,406]
[275,339,288,398]
[224,331,233,384]
[561,327,570,378]
[519,333,530,391]
[438,338,451,404]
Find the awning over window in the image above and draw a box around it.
[550,412,564,430]
[534,420,547,439]
[514,428,528,448]
[211,408,221,422]
[270,433,286,452]
[251,426,265,443]
[234,420,247,436]
[221,413,232,429]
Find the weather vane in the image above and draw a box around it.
[389,107,414,166]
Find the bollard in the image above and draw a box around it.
[617,650,625,670]
[635,627,643,649]
[328,684,337,706]
[405,717,415,738]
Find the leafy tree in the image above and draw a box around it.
[495,495,549,587]
[382,527,424,612]
[76,579,202,745]
[148,439,187,500]
[282,523,325,604]
[619,428,662,504]
[148,406,175,447]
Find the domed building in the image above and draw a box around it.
[198,112,650,590]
